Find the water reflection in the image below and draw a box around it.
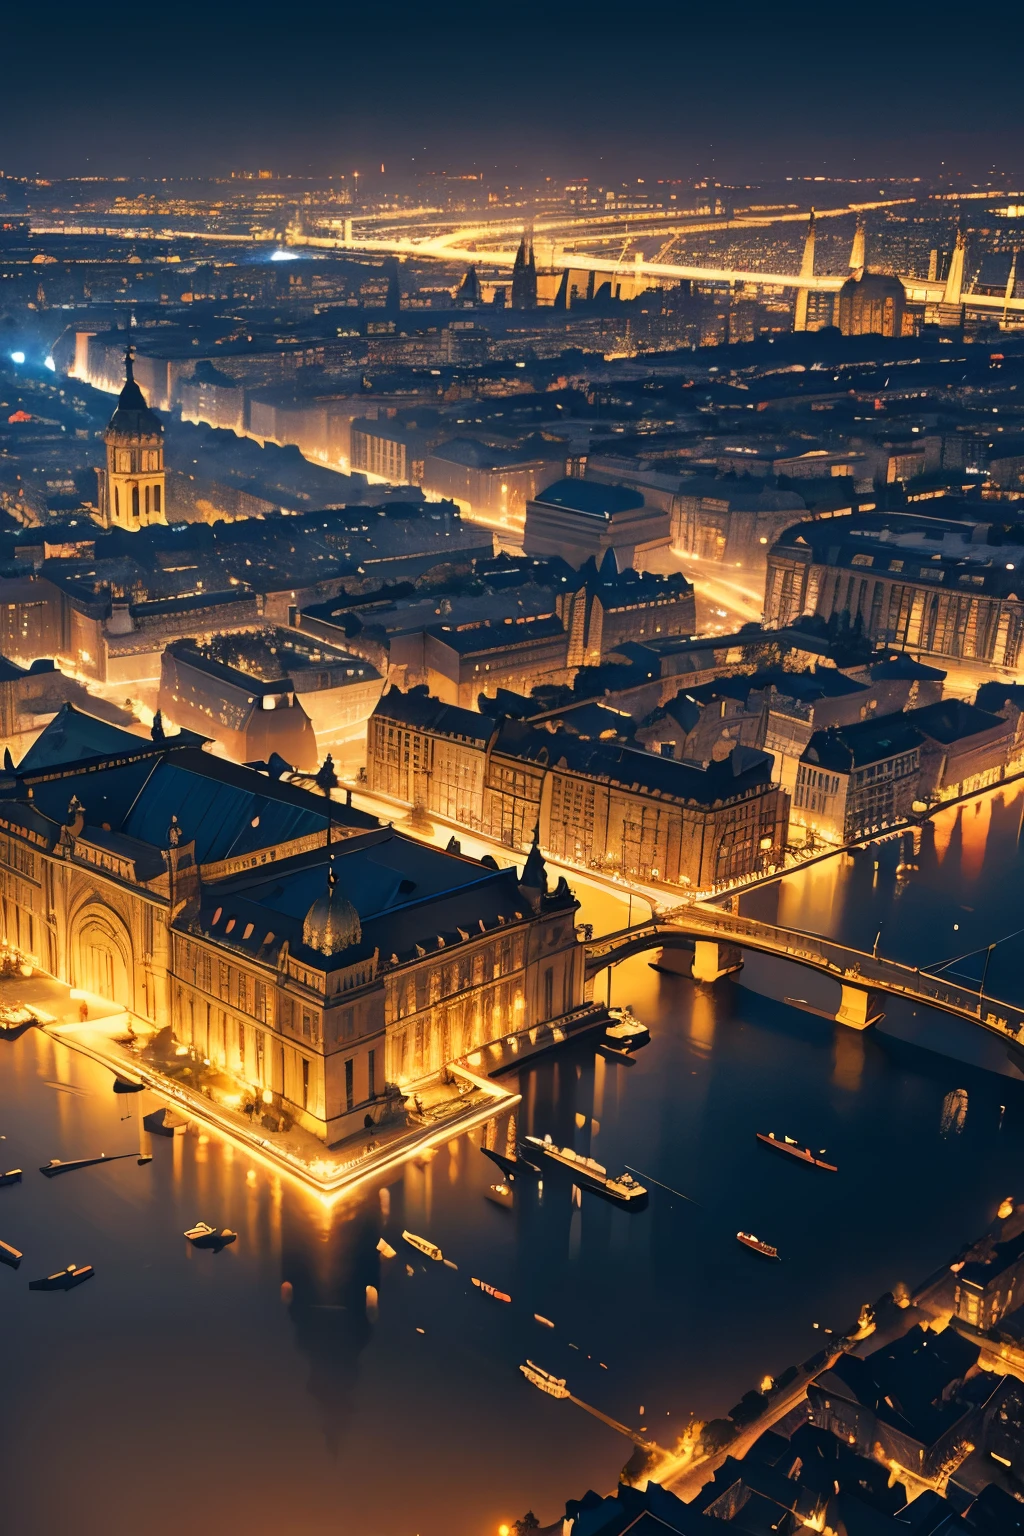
[941,1087,969,1137]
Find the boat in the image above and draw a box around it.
[0,1169,22,1186]
[376,1238,397,1259]
[756,1132,837,1172]
[598,1041,636,1064]
[534,1313,555,1328]
[143,1107,188,1137]
[737,1232,780,1260]
[604,1006,650,1050]
[522,1136,648,1205]
[112,1076,145,1094]
[184,1221,237,1249]
[29,1263,94,1291]
[485,1181,514,1209]
[472,1277,512,1303]
[40,1152,153,1177]
[402,1229,443,1262]
[0,1238,22,1268]
[519,1360,570,1399]
[481,1145,519,1178]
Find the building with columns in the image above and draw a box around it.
[764,513,1024,672]
[94,347,167,530]
[0,705,585,1144]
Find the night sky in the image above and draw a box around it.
[5,0,1024,182]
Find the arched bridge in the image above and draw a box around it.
[584,907,1024,1040]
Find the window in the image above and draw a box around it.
[543,967,554,1018]
[345,1058,354,1112]
[301,1057,310,1110]
[131,485,140,518]
[368,1049,376,1099]
[153,484,161,514]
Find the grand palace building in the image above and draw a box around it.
[0,706,585,1144]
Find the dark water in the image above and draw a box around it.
[3,786,1024,1536]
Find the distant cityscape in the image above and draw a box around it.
[6,158,1024,1534]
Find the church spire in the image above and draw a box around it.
[518,823,548,908]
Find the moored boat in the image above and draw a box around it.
[184,1221,237,1249]
[756,1132,837,1172]
[40,1152,152,1177]
[0,1168,23,1186]
[520,1359,570,1398]
[523,1136,647,1205]
[737,1231,780,1260]
[604,1006,650,1050]
[0,1237,22,1268]
[377,1238,397,1259]
[29,1263,94,1291]
[112,1076,145,1094]
[402,1229,443,1262]
[472,1277,512,1303]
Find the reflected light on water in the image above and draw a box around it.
[832,1027,866,1093]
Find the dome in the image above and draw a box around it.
[106,348,163,441]
[302,873,361,957]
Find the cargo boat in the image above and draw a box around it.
[756,1132,837,1172]
[402,1229,443,1262]
[522,1135,647,1205]
[472,1277,512,1303]
[520,1360,570,1398]
[29,1263,94,1291]
[737,1231,780,1259]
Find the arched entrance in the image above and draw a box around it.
[71,907,134,1011]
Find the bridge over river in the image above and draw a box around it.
[584,905,1024,1042]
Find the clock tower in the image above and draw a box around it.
[95,347,167,530]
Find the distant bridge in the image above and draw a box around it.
[585,907,1024,1039]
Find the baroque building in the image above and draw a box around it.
[367,686,789,889]
[0,706,584,1144]
[95,347,167,531]
[764,513,1024,671]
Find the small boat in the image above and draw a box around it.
[376,1238,397,1259]
[522,1136,648,1205]
[184,1221,237,1249]
[472,1277,512,1303]
[486,1181,514,1209]
[112,1076,145,1094]
[605,1006,650,1050]
[534,1313,555,1328]
[756,1132,837,1172]
[520,1360,570,1399]
[40,1152,153,1178]
[29,1263,94,1291]
[143,1107,188,1137]
[0,1169,22,1187]
[0,1237,22,1269]
[481,1144,518,1176]
[402,1229,443,1262]
[598,1042,636,1064]
[737,1232,780,1260]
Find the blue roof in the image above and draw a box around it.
[18,705,150,773]
[122,759,329,863]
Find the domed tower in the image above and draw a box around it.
[95,346,167,530]
[302,863,362,957]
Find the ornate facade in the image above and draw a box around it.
[0,706,584,1144]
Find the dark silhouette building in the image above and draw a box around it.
[511,231,537,310]
[837,269,906,337]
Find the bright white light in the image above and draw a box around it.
[270,249,298,262]
[44,356,55,372]
[10,351,25,365]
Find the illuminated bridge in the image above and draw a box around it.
[585,906,1024,1040]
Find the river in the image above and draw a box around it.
[2,784,1023,1536]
